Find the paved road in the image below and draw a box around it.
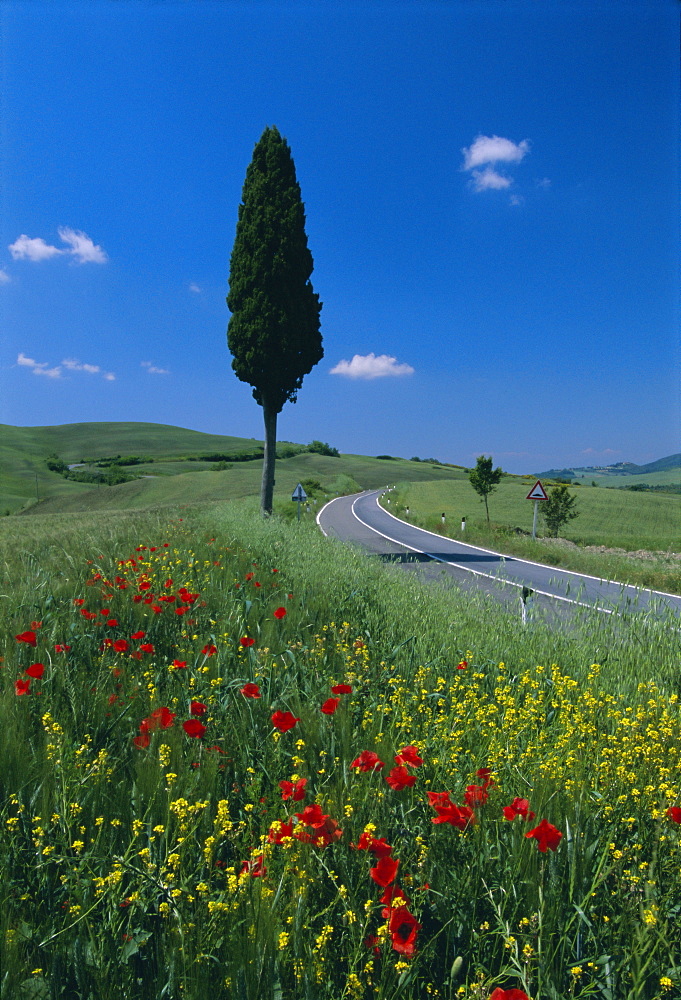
[318,490,681,619]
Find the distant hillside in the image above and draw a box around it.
[535,454,680,480]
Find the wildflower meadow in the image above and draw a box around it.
[1,502,680,1000]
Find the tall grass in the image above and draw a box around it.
[1,503,680,999]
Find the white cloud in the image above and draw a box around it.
[462,134,530,171]
[18,351,114,380]
[9,234,64,262]
[330,353,415,380]
[0,269,11,284]
[17,352,41,367]
[471,168,512,192]
[8,228,107,264]
[58,227,107,264]
[141,361,170,375]
[189,282,202,294]
[62,357,101,374]
[509,194,524,207]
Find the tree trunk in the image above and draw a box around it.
[484,494,490,524]
[260,398,278,516]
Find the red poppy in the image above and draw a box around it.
[331,683,353,694]
[273,607,287,619]
[353,832,393,857]
[349,750,385,772]
[240,854,266,877]
[525,818,562,853]
[54,644,71,653]
[131,630,146,640]
[321,697,340,715]
[239,637,255,648]
[148,706,176,730]
[105,619,118,627]
[394,745,423,767]
[241,682,261,698]
[271,710,301,733]
[201,643,217,656]
[183,719,206,739]
[25,663,45,679]
[457,660,467,670]
[175,606,188,615]
[133,730,150,748]
[268,820,294,844]
[369,855,400,887]
[139,643,154,654]
[502,797,536,822]
[171,659,187,669]
[279,777,307,801]
[16,630,37,646]
[476,767,494,783]
[365,934,381,955]
[380,885,410,917]
[113,639,129,653]
[73,598,85,606]
[667,807,681,823]
[385,766,417,791]
[489,990,530,1000]
[428,792,476,829]
[390,906,420,956]
[464,783,489,807]
[15,677,31,696]
[190,700,207,716]
[30,621,42,629]
[245,572,254,581]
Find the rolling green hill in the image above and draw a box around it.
[0,422,464,515]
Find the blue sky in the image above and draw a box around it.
[1,0,678,473]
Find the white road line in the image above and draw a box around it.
[374,493,679,601]
[347,493,614,614]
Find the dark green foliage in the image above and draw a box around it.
[307,440,339,457]
[468,455,503,524]
[227,126,323,415]
[227,126,323,515]
[46,455,68,474]
[542,484,579,537]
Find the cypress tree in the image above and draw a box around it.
[227,126,323,515]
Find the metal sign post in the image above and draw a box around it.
[525,480,548,540]
[291,482,308,521]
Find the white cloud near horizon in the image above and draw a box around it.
[462,134,530,171]
[189,282,202,294]
[17,352,115,380]
[8,228,107,264]
[141,360,170,375]
[330,353,415,380]
[0,269,11,284]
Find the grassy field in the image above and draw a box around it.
[1,420,462,516]
[385,479,681,594]
[1,503,680,1000]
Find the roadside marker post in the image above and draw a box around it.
[526,480,548,540]
[291,482,308,521]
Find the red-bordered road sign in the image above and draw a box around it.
[526,480,548,501]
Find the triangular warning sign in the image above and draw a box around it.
[526,480,548,501]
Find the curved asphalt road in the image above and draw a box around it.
[318,489,681,619]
